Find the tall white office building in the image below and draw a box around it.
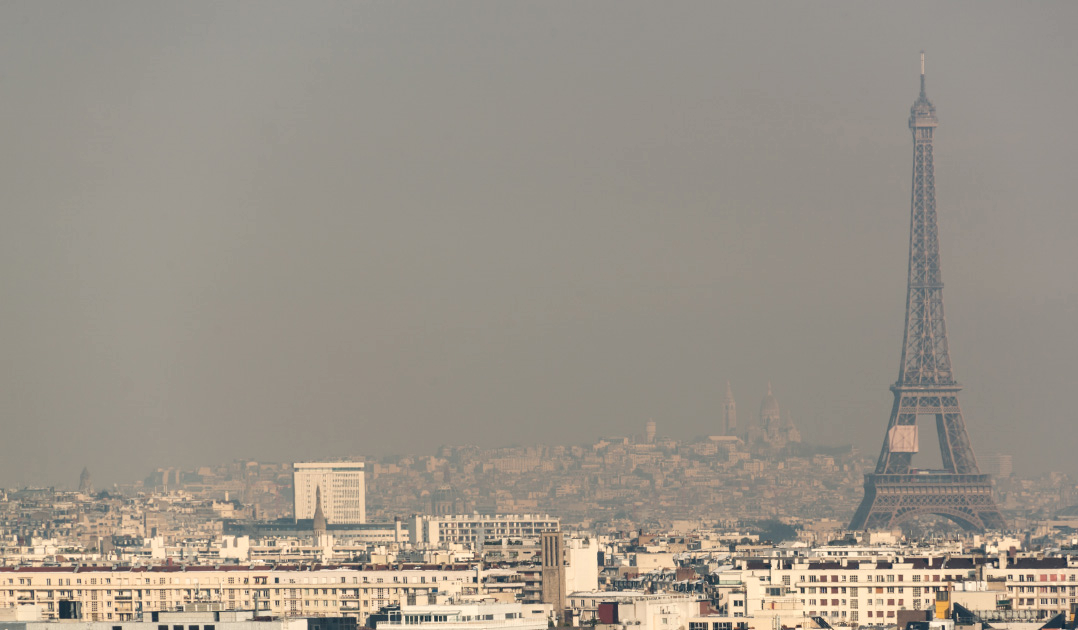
[293,461,366,524]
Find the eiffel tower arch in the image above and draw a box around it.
[849,54,1006,532]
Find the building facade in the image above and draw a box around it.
[406,515,559,547]
[293,463,366,525]
[369,601,549,630]
[0,565,474,625]
[717,555,1078,626]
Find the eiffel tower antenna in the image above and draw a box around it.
[848,55,1006,532]
[920,51,926,96]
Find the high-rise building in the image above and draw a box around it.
[645,419,657,444]
[293,461,366,524]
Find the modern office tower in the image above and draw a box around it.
[293,461,366,524]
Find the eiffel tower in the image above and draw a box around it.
[849,54,1006,532]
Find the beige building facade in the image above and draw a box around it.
[293,462,365,525]
[0,565,474,625]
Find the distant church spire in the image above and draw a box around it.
[760,381,780,430]
[312,486,327,534]
[78,467,93,495]
[723,382,737,435]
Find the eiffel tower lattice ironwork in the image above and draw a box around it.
[849,54,1006,532]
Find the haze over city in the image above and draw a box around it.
[2,2,1076,488]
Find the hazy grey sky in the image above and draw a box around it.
[2,2,1076,487]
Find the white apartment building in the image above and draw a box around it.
[0,565,475,625]
[293,462,365,524]
[406,515,559,547]
[563,538,599,595]
[371,601,549,630]
[0,609,309,630]
[567,592,703,630]
[714,555,1078,626]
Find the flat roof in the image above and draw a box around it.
[293,462,365,469]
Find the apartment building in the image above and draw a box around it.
[406,516,559,547]
[0,609,310,630]
[0,565,475,625]
[567,592,704,630]
[716,555,1078,626]
[368,601,549,630]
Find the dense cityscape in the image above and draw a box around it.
[4,414,1078,630]
[3,5,1075,630]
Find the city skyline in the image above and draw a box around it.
[2,2,1077,487]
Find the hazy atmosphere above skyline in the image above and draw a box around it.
[2,2,1076,488]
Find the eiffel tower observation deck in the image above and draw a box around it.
[848,54,1006,532]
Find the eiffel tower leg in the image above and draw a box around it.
[848,482,876,530]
